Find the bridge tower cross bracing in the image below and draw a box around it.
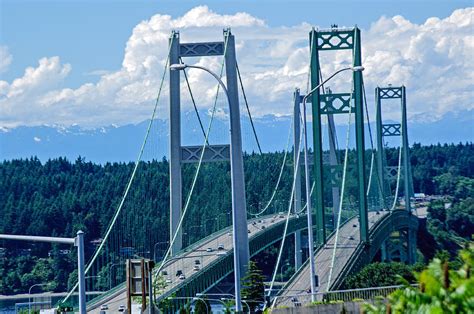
[308,27,369,244]
[168,29,250,287]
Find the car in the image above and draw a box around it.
[179,274,186,280]
[217,244,225,250]
[166,278,172,284]
[227,232,232,236]
[349,236,355,240]
[193,265,200,271]
[258,219,262,223]
[217,251,226,256]
[252,221,257,225]
[279,214,285,218]
[261,225,266,230]
[353,224,357,227]
[206,247,213,252]
[248,229,251,233]
[118,305,126,312]
[271,219,275,223]
[161,270,168,276]
[194,259,201,265]
[176,270,183,277]
[100,304,109,310]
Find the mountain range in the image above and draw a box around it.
[1,110,472,163]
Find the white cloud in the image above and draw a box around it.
[0,46,13,74]
[0,5,472,128]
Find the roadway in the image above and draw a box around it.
[89,213,289,313]
[275,211,388,306]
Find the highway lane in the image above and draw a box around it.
[275,211,388,306]
[89,213,289,313]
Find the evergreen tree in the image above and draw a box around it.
[241,261,265,313]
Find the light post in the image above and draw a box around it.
[167,296,210,314]
[109,263,125,290]
[280,262,291,281]
[153,241,169,262]
[171,62,249,312]
[300,65,364,301]
[29,283,49,314]
[1,231,86,314]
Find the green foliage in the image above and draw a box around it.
[193,297,211,314]
[344,262,421,289]
[241,260,265,312]
[425,197,473,258]
[365,242,474,313]
[0,143,472,294]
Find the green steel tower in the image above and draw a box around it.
[309,27,369,244]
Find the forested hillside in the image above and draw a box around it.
[0,143,473,294]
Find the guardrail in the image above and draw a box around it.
[273,284,417,308]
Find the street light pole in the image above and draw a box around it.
[29,283,48,314]
[300,66,364,301]
[171,62,249,312]
[153,241,169,262]
[0,231,86,314]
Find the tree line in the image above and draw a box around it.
[0,142,472,294]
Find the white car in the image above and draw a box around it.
[193,265,200,271]
[100,304,108,311]
[179,274,186,280]
[206,247,213,252]
[118,305,126,312]
[166,278,172,284]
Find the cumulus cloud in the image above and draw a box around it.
[0,5,472,128]
[0,46,13,74]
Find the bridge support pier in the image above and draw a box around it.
[408,229,417,264]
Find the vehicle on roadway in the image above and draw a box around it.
[217,244,225,250]
[176,270,183,277]
[193,265,200,271]
[206,247,213,252]
[100,304,109,311]
[179,274,186,280]
[118,305,126,312]
[194,259,200,265]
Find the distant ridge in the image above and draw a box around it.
[1,110,472,163]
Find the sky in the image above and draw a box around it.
[0,0,473,128]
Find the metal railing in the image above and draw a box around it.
[273,284,417,307]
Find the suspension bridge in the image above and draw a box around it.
[23,26,419,312]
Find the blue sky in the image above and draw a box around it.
[0,0,472,128]
[1,0,470,85]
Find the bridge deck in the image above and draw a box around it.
[89,214,288,312]
[276,211,387,306]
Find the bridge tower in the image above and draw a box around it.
[307,27,369,245]
[376,85,416,263]
[168,30,250,274]
[375,86,414,211]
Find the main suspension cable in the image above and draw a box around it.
[236,62,263,154]
[62,33,176,304]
